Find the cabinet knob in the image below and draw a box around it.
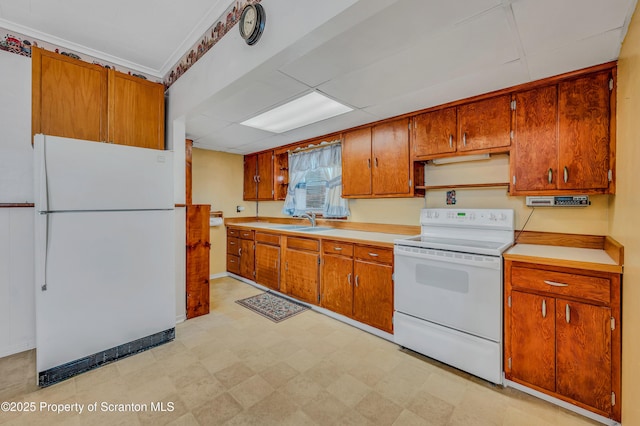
[563,166,569,183]
[348,273,352,285]
[355,275,359,287]
[541,299,546,318]
[548,168,553,184]
[565,304,571,323]
[449,134,453,149]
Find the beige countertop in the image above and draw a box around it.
[229,221,410,247]
[504,243,622,274]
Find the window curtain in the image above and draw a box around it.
[282,142,350,217]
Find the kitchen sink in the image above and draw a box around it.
[297,226,334,232]
[270,224,309,230]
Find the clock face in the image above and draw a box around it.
[242,6,257,38]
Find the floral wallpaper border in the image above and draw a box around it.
[0,0,261,88]
[163,0,261,89]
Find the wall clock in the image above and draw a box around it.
[239,4,266,46]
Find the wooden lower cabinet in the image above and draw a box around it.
[186,205,210,319]
[504,260,621,421]
[283,237,320,304]
[255,232,281,291]
[320,241,394,333]
[239,238,255,280]
[226,227,255,280]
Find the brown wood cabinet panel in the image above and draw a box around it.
[255,232,280,245]
[227,227,240,238]
[413,107,457,157]
[239,238,255,280]
[511,266,610,305]
[556,299,612,414]
[342,127,372,196]
[509,291,556,392]
[227,255,240,274]
[186,205,210,319]
[32,47,107,143]
[256,151,274,200]
[284,249,319,304]
[372,119,411,195]
[239,229,255,240]
[227,237,239,256]
[287,237,319,252]
[558,72,611,190]
[512,86,558,192]
[353,260,393,333]
[256,243,280,291]
[107,70,164,149]
[322,240,354,257]
[321,254,354,317]
[457,95,511,152]
[243,155,258,200]
[354,245,393,264]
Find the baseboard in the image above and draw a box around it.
[0,340,36,359]
[175,314,186,324]
[503,379,620,426]
[210,272,228,280]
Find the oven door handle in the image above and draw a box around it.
[394,246,501,270]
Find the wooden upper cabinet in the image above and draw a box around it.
[32,46,107,142]
[243,151,274,201]
[32,47,165,149]
[342,127,373,197]
[512,86,558,192]
[558,72,611,191]
[413,107,457,158]
[372,118,411,196]
[457,94,512,152]
[108,70,165,149]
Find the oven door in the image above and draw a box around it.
[394,244,502,341]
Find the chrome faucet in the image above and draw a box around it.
[298,212,316,227]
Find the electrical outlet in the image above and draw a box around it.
[236,205,245,212]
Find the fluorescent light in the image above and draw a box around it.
[431,154,490,165]
[241,92,353,133]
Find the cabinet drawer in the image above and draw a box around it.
[256,232,280,246]
[322,240,354,256]
[511,266,610,304]
[287,237,319,252]
[355,245,393,264]
[227,227,240,238]
[227,255,240,274]
[227,237,240,255]
[239,229,255,240]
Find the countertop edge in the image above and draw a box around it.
[503,252,623,274]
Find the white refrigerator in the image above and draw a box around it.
[33,134,175,386]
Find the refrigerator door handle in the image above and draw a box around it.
[36,138,50,212]
[41,213,49,291]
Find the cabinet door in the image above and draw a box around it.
[284,249,319,305]
[243,154,258,200]
[353,260,393,333]
[512,86,558,192]
[509,291,556,392]
[321,255,353,317]
[413,107,457,157]
[372,119,410,196]
[256,151,274,200]
[33,47,107,142]
[558,72,610,190]
[458,95,511,152]
[342,127,372,196]
[186,205,210,319]
[239,238,255,280]
[556,299,612,414]
[108,70,165,149]
[256,243,280,290]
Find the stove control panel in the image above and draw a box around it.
[421,209,514,229]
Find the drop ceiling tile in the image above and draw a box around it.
[512,0,634,56]
[526,29,623,80]
[185,114,232,140]
[279,0,502,87]
[318,7,519,108]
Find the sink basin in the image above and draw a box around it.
[270,224,308,230]
[297,226,334,233]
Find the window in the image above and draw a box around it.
[282,141,349,218]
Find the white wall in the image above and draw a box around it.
[0,50,35,357]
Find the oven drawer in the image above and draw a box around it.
[511,266,610,304]
[355,245,392,264]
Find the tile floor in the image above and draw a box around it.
[0,277,601,425]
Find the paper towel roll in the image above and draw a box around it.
[209,217,223,227]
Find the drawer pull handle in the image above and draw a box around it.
[355,275,359,287]
[238,248,242,256]
[348,273,352,285]
[369,252,379,257]
[230,242,236,245]
[542,300,546,318]
[544,280,568,287]
[565,304,571,323]
[334,247,343,251]
[449,134,453,149]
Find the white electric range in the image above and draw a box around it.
[393,208,514,384]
